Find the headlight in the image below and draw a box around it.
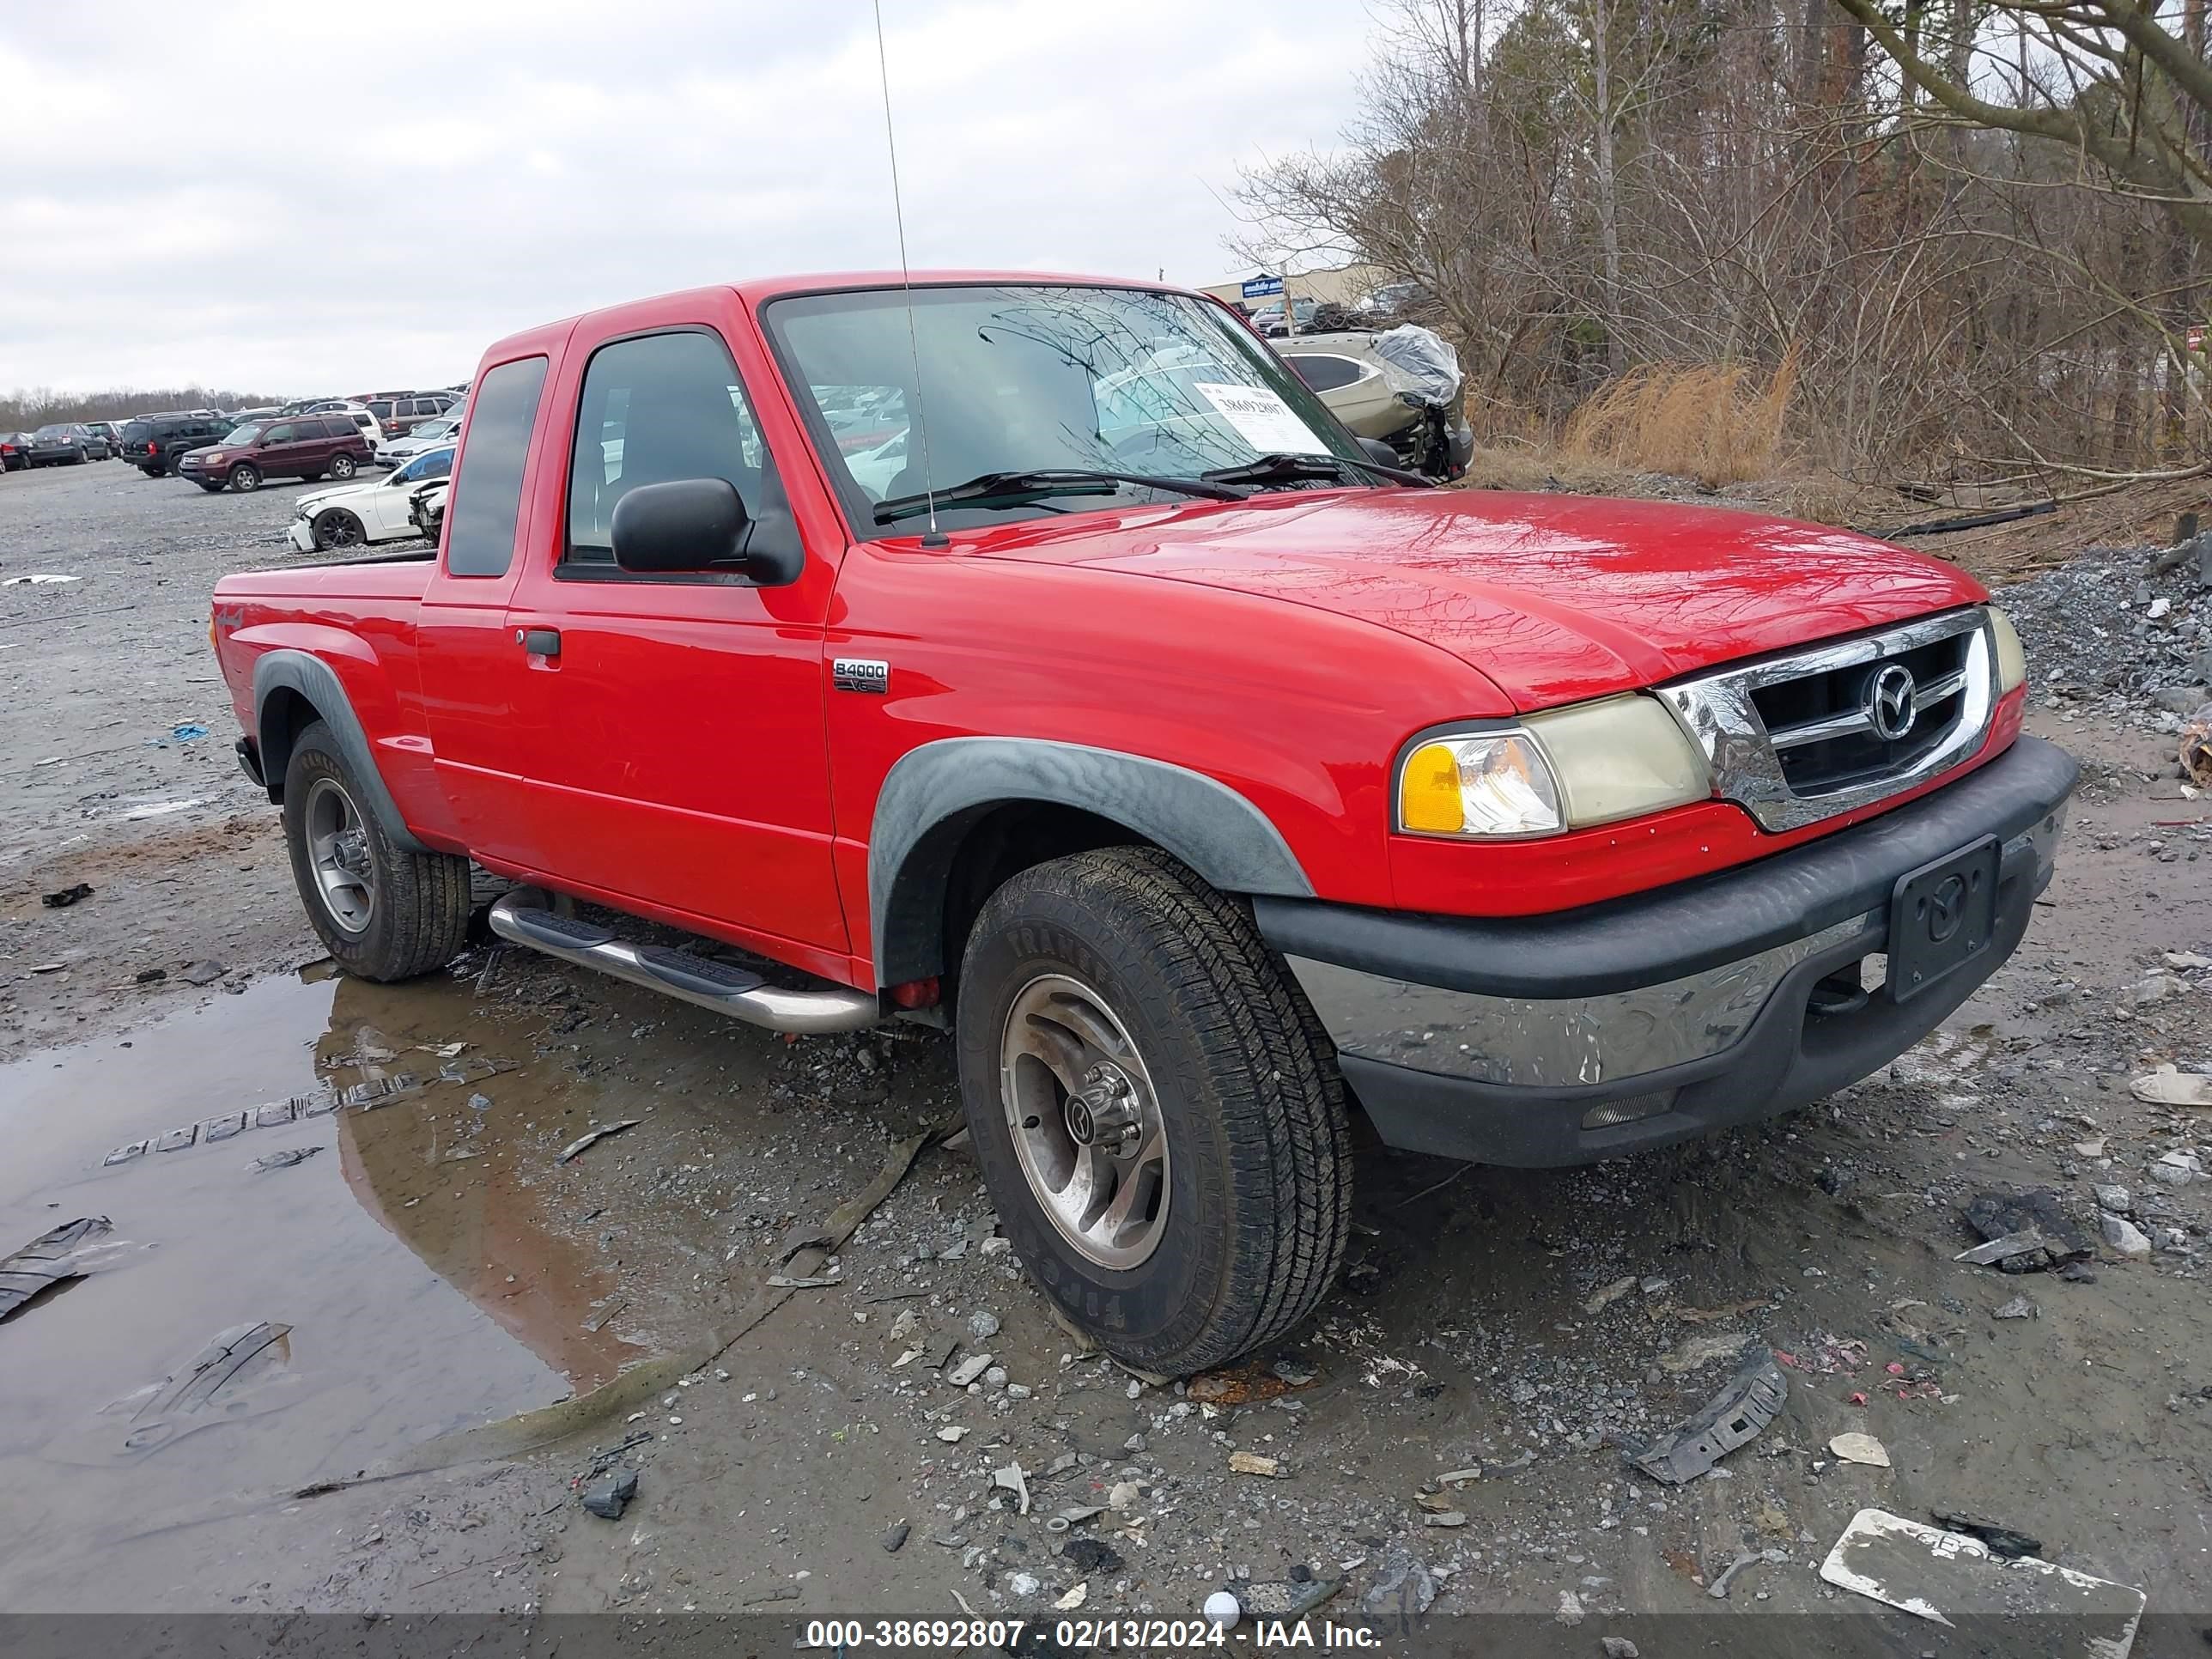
[1397,696,1709,838]
[1988,606,2027,695]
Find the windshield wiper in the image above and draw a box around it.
[1202,452,1433,489]
[873,468,1247,525]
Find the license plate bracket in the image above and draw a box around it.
[1887,836,2000,1004]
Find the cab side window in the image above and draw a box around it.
[562,329,771,573]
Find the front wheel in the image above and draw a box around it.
[328,453,357,480]
[955,848,1352,1376]
[312,508,365,550]
[282,720,471,981]
[228,463,260,492]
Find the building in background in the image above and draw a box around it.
[1198,264,1389,316]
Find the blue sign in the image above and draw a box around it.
[1241,274,1285,299]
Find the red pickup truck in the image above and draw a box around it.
[212,272,2075,1374]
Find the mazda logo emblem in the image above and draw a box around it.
[1867,663,1918,742]
[1925,872,1967,942]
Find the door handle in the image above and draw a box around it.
[517,627,561,658]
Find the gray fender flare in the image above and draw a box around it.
[868,737,1314,987]
[252,649,427,851]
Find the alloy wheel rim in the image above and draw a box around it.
[304,776,375,934]
[999,972,1170,1269]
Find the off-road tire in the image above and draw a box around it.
[282,720,471,981]
[955,847,1352,1375]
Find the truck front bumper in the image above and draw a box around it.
[1253,735,2077,1168]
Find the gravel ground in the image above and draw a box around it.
[3,460,2210,1650]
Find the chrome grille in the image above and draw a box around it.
[1654,608,1997,833]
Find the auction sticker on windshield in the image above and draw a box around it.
[1194,383,1329,456]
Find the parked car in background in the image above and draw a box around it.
[1249,297,1317,337]
[0,434,30,471]
[295,401,391,463]
[286,445,454,550]
[82,421,125,457]
[1276,325,1474,480]
[382,405,465,466]
[365,391,459,441]
[120,411,233,476]
[27,423,95,465]
[179,415,373,492]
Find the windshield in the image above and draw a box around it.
[221,423,264,446]
[763,284,1366,531]
[32,424,73,440]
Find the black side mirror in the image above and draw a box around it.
[1358,436,1401,470]
[608,477,799,586]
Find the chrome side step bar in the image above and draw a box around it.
[487,894,880,1034]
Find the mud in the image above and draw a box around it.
[3,460,2211,1642]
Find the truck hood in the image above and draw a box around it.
[975,489,1984,709]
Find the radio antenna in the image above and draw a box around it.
[872,0,943,548]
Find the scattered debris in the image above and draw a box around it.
[1421,1510,1468,1528]
[1062,1537,1123,1573]
[1054,1583,1087,1611]
[1929,1510,2045,1560]
[2100,1211,2154,1259]
[178,961,227,987]
[113,1321,295,1457]
[1601,1640,1641,1659]
[946,1352,993,1387]
[765,1273,842,1289]
[1993,1295,2036,1320]
[580,1468,639,1520]
[249,1146,322,1172]
[1202,1589,1241,1626]
[1954,1231,2046,1267]
[1237,1577,1340,1619]
[1708,1547,1784,1600]
[40,883,92,908]
[1829,1432,1892,1468]
[1657,1330,1753,1374]
[557,1119,641,1164]
[0,1216,114,1321]
[1819,1508,2144,1640]
[993,1461,1030,1515]
[1960,1189,2092,1273]
[1228,1450,1283,1478]
[1583,1275,1637,1315]
[881,1521,909,1553]
[2131,1065,2212,1108]
[1359,1550,1437,1626]
[1626,1351,1786,1485]
[1554,1589,1584,1626]
[967,1310,1000,1340]
[934,1425,967,1443]
[3,573,80,585]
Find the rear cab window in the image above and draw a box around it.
[445,356,550,578]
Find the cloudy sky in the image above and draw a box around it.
[0,0,1373,398]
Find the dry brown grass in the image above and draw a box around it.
[1560,349,1798,487]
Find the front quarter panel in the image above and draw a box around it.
[830,539,1510,976]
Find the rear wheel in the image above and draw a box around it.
[282,720,471,981]
[228,463,260,492]
[955,848,1352,1376]
[329,453,357,480]
[312,508,366,550]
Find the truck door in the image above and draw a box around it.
[497,319,848,959]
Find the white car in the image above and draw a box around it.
[384,407,465,467]
[286,446,454,552]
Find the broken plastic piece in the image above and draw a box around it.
[558,1118,640,1163]
[40,883,93,908]
[0,1217,113,1321]
[580,1467,638,1519]
[1626,1351,1786,1485]
[1929,1510,2044,1560]
[1820,1508,2143,1643]
[116,1321,295,1456]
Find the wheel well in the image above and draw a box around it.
[256,686,321,802]
[929,803,1147,1000]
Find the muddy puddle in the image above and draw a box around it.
[0,969,660,1607]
